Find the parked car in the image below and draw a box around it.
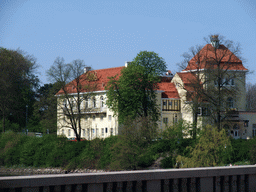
[68,137,86,142]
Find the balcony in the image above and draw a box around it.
[63,107,107,115]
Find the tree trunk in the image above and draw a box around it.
[2,110,5,133]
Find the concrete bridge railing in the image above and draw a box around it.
[1,165,256,191]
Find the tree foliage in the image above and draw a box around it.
[176,125,232,168]
[106,51,167,124]
[31,83,61,133]
[0,47,39,132]
[110,116,158,170]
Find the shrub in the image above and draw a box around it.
[249,137,256,164]
[160,156,175,168]
[176,125,233,168]
[98,136,118,169]
[231,139,250,163]
[0,131,27,166]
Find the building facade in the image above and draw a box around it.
[56,37,256,140]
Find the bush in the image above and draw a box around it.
[138,150,155,168]
[0,131,27,166]
[231,139,250,163]
[249,137,256,164]
[98,136,118,169]
[160,156,175,168]
[74,138,104,170]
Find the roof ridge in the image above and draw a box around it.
[92,66,125,71]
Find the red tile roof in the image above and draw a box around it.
[56,67,124,95]
[183,44,248,71]
[158,82,180,99]
[177,72,203,93]
[56,66,180,99]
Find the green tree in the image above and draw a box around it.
[0,47,39,132]
[106,51,167,124]
[176,125,232,168]
[32,83,61,133]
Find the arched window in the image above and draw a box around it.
[227,97,234,108]
[100,96,104,108]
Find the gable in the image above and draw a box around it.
[183,44,247,72]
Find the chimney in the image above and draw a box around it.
[84,67,91,73]
[210,35,220,48]
[125,61,131,67]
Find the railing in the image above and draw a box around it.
[1,165,256,192]
[63,107,107,115]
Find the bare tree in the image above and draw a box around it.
[47,57,97,141]
[177,35,247,132]
[246,83,256,111]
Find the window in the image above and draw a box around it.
[253,128,256,137]
[224,78,229,86]
[87,129,90,139]
[230,78,234,86]
[85,99,88,108]
[234,130,239,137]
[244,120,249,127]
[92,129,95,135]
[100,96,104,107]
[93,98,96,108]
[173,114,178,124]
[62,129,65,135]
[68,129,71,137]
[163,117,168,124]
[227,97,234,108]
[162,99,180,111]
[63,100,67,108]
[93,116,96,121]
[83,129,85,137]
[102,128,104,136]
[105,128,108,133]
[108,115,111,121]
[198,107,209,116]
[111,128,113,135]
[197,107,202,115]
[85,116,88,121]
[101,115,104,121]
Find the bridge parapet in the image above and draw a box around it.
[1,165,256,191]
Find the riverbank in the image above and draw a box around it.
[0,166,111,176]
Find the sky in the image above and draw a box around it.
[1,0,256,86]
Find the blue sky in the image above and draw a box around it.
[1,0,256,85]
